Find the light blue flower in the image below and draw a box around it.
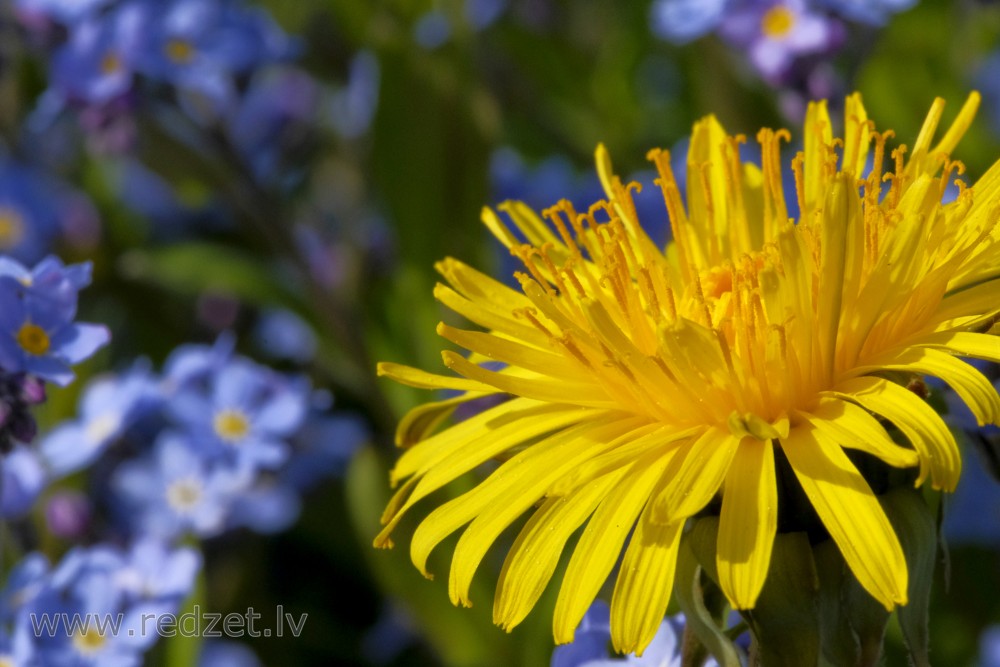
[162,334,236,393]
[14,0,113,24]
[718,0,843,84]
[328,50,380,140]
[650,0,731,44]
[50,4,146,105]
[413,10,451,49]
[552,601,721,667]
[465,0,507,30]
[817,0,916,25]
[228,67,320,182]
[1,446,47,517]
[0,163,72,263]
[252,308,317,364]
[0,257,109,386]
[41,362,160,477]
[134,0,299,113]
[113,431,250,539]
[167,357,309,472]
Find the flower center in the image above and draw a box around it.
[16,323,50,356]
[85,413,121,444]
[100,51,121,75]
[165,38,195,64]
[166,478,203,512]
[0,208,25,249]
[213,409,250,443]
[72,628,106,655]
[0,655,14,667]
[761,5,795,38]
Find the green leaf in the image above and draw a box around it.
[880,487,937,667]
[675,518,741,667]
[119,242,308,311]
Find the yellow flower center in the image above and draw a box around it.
[166,478,203,512]
[72,628,106,655]
[213,409,250,443]
[0,656,14,667]
[761,5,795,38]
[166,38,195,64]
[0,208,25,249]
[16,323,50,356]
[100,51,121,75]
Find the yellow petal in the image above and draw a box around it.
[853,346,1000,425]
[914,331,1000,363]
[494,468,626,630]
[717,439,777,609]
[831,376,960,490]
[443,350,613,408]
[609,505,683,655]
[781,424,908,609]
[651,427,741,523]
[444,417,639,606]
[552,449,672,644]
[377,361,496,394]
[801,398,920,469]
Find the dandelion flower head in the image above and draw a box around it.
[377,92,1000,655]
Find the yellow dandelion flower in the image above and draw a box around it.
[375,92,1000,655]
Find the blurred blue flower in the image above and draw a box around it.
[1,446,47,517]
[40,363,159,477]
[0,257,109,386]
[199,640,262,667]
[413,10,452,49]
[282,413,366,490]
[49,4,146,105]
[651,0,730,44]
[981,625,1000,667]
[30,539,199,664]
[229,67,320,182]
[252,308,317,364]
[14,0,113,24]
[465,0,508,30]
[329,50,381,140]
[977,51,1000,137]
[134,0,299,112]
[162,334,236,393]
[818,0,916,25]
[719,0,843,83]
[113,431,249,539]
[0,162,80,263]
[552,600,709,667]
[168,358,309,472]
[226,481,301,534]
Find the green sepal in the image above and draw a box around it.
[880,487,937,667]
[674,518,741,667]
[741,532,822,667]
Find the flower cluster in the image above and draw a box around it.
[17,0,298,128]
[37,335,366,539]
[0,541,199,666]
[651,0,915,88]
